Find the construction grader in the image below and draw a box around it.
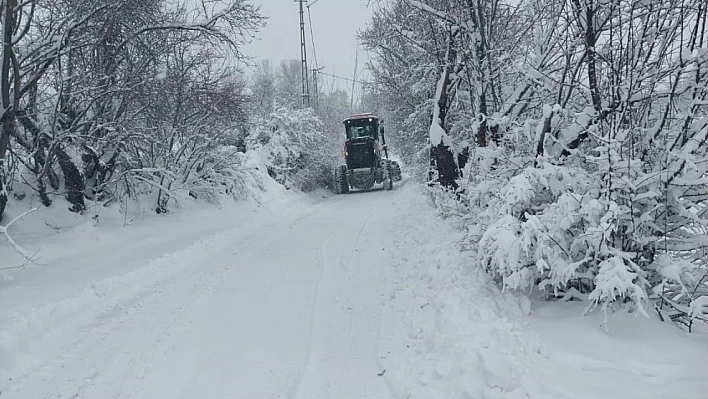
[333,113,401,194]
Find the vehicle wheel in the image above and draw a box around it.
[391,161,402,181]
[334,165,349,194]
[383,176,393,191]
[383,161,393,191]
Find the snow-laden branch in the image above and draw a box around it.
[0,207,39,265]
[429,68,452,147]
[406,0,460,27]
[112,2,262,57]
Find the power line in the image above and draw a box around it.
[318,71,369,85]
[306,2,320,108]
[301,0,370,100]
[351,45,359,111]
[306,4,319,70]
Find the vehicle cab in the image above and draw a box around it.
[343,113,382,170]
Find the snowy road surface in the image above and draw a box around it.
[2,182,707,398]
[2,185,399,398]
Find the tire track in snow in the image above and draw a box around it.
[3,185,407,398]
[291,190,396,399]
[286,225,333,399]
[289,213,374,398]
[285,191,348,229]
[1,223,276,399]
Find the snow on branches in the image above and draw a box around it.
[365,0,708,329]
[247,107,337,192]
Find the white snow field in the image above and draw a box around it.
[1,181,707,399]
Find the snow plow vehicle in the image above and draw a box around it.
[333,113,401,194]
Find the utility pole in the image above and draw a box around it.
[297,0,311,108]
[312,66,324,110]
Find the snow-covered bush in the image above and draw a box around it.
[247,107,338,192]
[0,0,264,220]
[364,0,708,329]
[465,115,707,328]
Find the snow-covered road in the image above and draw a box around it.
[2,181,706,399]
[2,186,402,398]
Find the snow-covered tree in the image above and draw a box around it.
[0,0,264,219]
[247,107,337,192]
[365,0,708,329]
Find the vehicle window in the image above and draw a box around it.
[346,119,378,140]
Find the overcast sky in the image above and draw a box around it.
[245,0,374,93]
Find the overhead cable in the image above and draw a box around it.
[306,3,319,70]
[318,71,369,85]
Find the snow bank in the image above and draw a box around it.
[0,157,320,388]
[1,229,235,386]
[379,187,554,398]
[378,184,708,399]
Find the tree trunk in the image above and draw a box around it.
[428,29,460,189]
[0,0,16,222]
[534,110,554,166]
[468,0,491,147]
[17,110,85,212]
[55,146,86,213]
[567,0,600,152]
[0,120,10,221]
[430,143,459,189]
